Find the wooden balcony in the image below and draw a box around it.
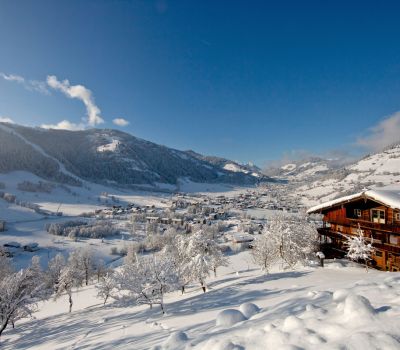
[317,228,400,254]
[322,218,400,234]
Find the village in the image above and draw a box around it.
[0,182,311,265]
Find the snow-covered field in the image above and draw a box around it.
[0,171,173,217]
[1,165,400,350]
[2,252,400,349]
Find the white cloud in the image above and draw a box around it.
[0,72,50,94]
[0,73,24,83]
[2,72,107,130]
[113,118,129,127]
[47,75,104,127]
[41,120,85,131]
[357,111,400,151]
[0,116,14,123]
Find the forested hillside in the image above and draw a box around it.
[0,122,268,187]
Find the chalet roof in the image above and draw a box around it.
[307,187,400,214]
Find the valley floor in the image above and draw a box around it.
[2,252,400,350]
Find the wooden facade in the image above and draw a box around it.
[309,195,400,271]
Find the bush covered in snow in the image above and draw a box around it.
[216,309,247,327]
[252,213,318,270]
[239,302,260,318]
[157,331,189,350]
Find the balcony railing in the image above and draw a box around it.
[317,227,400,254]
[322,218,400,234]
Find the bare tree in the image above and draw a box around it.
[46,253,66,291]
[251,231,278,273]
[0,257,46,338]
[268,213,318,269]
[96,272,115,306]
[345,224,374,272]
[114,254,178,314]
[55,250,85,312]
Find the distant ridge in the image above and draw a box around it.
[0,122,271,188]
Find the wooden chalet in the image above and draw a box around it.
[307,189,400,271]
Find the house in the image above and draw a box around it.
[228,233,254,252]
[307,188,400,271]
[0,220,5,232]
[171,218,184,226]
[160,217,171,225]
[146,216,160,223]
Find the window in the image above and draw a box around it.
[354,209,362,217]
[390,235,399,245]
[375,250,383,257]
[371,209,385,224]
[395,212,400,221]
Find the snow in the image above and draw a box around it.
[2,251,400,350]
[1,159,400,349]
[342,294,376,323]
[223,163,249,174]
[281,163,296,171]
[298,163,328,177]
[0,170,172,216]
[216,309,247,327]
[97,139,120,152]
[365,187,400,210]
[155,331,189,350]
[0,198,42,222]
[239,302,260,318]
[307,192,363,213]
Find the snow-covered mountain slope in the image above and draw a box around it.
[296,145,400,207]
[0,122,270,188]
[185,150,265,178]
[264,157,345,182]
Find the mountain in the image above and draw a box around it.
[0,122,269,189]
[185,150,264,178]
[294,144,400,207]
[264,157,347,182]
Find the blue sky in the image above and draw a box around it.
[1,0,400,166]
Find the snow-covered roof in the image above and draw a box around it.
[229,233,254,243]
[307,187,400,214]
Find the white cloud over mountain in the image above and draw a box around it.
[46,75,104,127]
[1,72,107,130]
[357,111,400,151]
[41,120,85,131]
[0,116,14,123]
[113,118,129,126]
